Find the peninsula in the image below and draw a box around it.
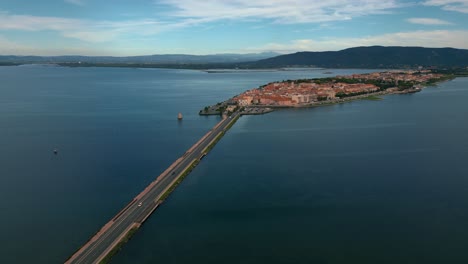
[199,69,459,115]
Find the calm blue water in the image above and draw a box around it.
[115,78,468,263]
[0,66,380,263]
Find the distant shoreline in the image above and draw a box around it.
[0,62,440,71]
[0,62,324,71]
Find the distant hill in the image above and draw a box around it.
[0,52,279,64]
[2,47,467,69]
[245,46,468,68]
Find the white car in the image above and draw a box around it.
[138,202,142,207]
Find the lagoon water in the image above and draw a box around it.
[0,66,467,263]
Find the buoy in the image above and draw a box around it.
[53,149,58,155]
[177,112,183,120]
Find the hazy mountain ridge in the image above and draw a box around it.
[2,47,468,68]
[245,46,468,68]
[0,52,279,64]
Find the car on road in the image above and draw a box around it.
[138,202,142,207]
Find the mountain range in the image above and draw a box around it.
[1,46,467,68]
[244,46,468,68]
[0,52,279,64]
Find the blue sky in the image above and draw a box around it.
[0,0,467,55]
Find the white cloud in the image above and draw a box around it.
[0,1,407,46]
[0,35,32,54]
[0,1,465,56]
[424,0,468,5]
[0,33,146,56]
[62,31,119,43]
[0,12,169,43]
[0,13,83,31]
[64,0,85,6]
[159,0,404,24]
[423,0,468,13]
[245,30,468,53]
[407,17,453,25]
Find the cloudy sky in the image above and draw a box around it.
[0,0,467,55]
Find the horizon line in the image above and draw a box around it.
[1,45,467,58]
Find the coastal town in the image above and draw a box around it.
[199,70,449,115]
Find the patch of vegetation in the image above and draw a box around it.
[159,159,199,202]
[432,68,468,77]
[396,80,415,90]
[99,226,139,264]
[225,115,240,130]
[159,114,240,202]
[363,95,383,101]
[217,106,226,115]
[336,91,372,98]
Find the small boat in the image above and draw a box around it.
[177,112,183,120]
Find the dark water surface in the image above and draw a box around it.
[0,66,467,263]
[0,66,371,263]
[116,78,468,264]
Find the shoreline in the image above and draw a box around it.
[240,87,423,112]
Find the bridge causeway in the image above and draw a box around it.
[65,112,240,264]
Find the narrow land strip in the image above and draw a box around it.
[66,112,241,264]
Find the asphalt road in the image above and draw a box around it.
[67,112,239,264]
